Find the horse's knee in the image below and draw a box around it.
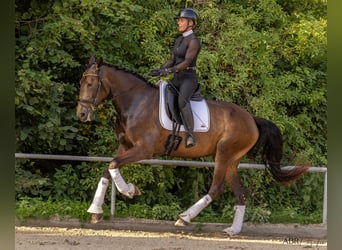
[108,159,120,169]
[102,169,111,179]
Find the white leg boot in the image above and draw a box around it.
[87,177,109,214]
[175,194,212,226]
[223,205,246,236]
[109,168,140,198]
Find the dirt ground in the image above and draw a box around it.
[15,218,327,250]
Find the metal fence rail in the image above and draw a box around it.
[15,153,327,224]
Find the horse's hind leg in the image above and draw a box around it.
[174,194,213,226]
[87,169,111,223]
[175,156,227,226]
[222,163,247,236]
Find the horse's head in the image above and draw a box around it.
[76,56,107,122]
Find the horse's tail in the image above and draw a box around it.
[247,116,308,184]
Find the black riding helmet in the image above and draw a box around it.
[175,8,198,26]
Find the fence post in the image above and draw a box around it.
[111,181,116,217]
[323,171,327,224]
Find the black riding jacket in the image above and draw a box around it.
[161,31,201,108]
[162,32,201,72]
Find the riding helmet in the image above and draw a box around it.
[175,8,198,26]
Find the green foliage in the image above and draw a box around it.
[16,197,91,222]
[15,160,51,198]
[15,0,326,224]
[51,163,98,201]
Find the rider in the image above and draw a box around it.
[150,8,201,148]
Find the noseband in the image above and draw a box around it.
[78,68,103,111]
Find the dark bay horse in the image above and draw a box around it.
[76,56,307,235]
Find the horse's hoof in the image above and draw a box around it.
[134,185,141,196]
[223,227,240,236]
[126,184,141,199]
[90,213,103,224]
[175,217,189,227]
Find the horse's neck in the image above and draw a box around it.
[105,68,157,115]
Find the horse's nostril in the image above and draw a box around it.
[78,112,87,120]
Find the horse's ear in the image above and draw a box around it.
[96,57,103,68]
[88,56,96,65]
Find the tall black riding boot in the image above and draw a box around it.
[180,104,196,148]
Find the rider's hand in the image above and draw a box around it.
[159,67,175,76]
[149,69,160,76]
[149,67,175,76]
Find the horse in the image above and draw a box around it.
[76,56,308,236]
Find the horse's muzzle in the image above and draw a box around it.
[76,104,95,122]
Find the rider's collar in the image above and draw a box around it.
[182,30,194,37]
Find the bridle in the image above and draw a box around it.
[78,67,103,112]
[78,65,147,113]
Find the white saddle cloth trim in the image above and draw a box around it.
[158,80,210,132]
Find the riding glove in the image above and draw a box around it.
[149,67,175,76]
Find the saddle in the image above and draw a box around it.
[158,80,210,155]
[158,80,210,133]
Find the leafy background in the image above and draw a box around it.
[15,0,327,224]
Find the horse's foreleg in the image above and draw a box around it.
[223,167,247,236]
[87,149,142,222]
[108,168,141,198]
[87,169,111,223]
[106,144,151,198]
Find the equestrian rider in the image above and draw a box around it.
[150,8,201,148]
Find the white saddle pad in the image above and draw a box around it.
[158,80,210,132]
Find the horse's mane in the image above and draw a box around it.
[101,62,158,89]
